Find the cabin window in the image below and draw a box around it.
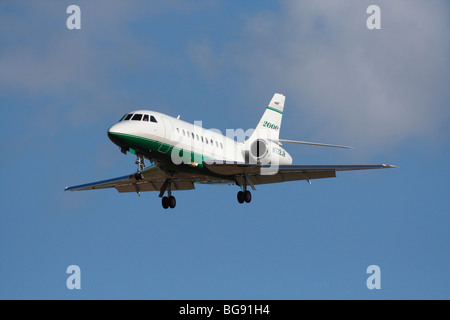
[210,139,213,145]
[220,142,223,149]
[131,114,143,121]
[176,128,180,133]
[205,138,208,144]
[201,136,204,142]
[124,113,133,121]
[150,116,157,123]
[196,134,199,141]
[191,132,194,139]
[142,114,149,122]
[216,141,219,148]
[182,129,185,136]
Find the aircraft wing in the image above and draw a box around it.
[64,164,197,193]
[65,163,239,194]
[65,162,396,194]
[204,163,396,187]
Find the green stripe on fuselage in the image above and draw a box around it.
[109,132,213,168]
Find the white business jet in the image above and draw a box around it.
[65,93,395,209]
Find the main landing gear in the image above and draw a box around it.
[161,195,176,209]
[237,175,252,204]
[237,190,252,204]
[159,179,176,209]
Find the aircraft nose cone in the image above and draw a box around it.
[107,123,124,146]
[107,124,117,137]
[108,123,118,134]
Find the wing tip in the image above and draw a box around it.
[382,164,398,169]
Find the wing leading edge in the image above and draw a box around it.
[64,164,196,193]
[204,163,396,186]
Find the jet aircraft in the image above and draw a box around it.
[65,93,395,209]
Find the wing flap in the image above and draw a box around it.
[205,163,262,176]
[235,170,336,186]
[116,180,195,193]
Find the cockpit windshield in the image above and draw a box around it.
[131,114,143,121]
[121,113,158,123]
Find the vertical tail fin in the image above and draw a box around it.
[249,93,285,141]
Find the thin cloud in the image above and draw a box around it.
[235,0,450,151]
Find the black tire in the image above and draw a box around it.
[237,191,245,204]
[244,190,252,203]
[169,196,176,209]
[162,196,169,209]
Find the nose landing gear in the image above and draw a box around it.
[135,154,145,181]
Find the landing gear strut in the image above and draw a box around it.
[134,154,145,181]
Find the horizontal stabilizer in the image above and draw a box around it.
[277,139,352,149]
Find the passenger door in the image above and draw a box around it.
[158,116,173,154]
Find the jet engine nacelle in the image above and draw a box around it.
[247,138,293,165]
[249,138,270,163]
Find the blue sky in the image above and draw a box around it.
[1,0,449,299]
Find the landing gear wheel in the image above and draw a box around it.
[162,196,169,209]
[134,172,144,180]
[237,191,245,204]
[169,196,176,209]
[244,190,252,203]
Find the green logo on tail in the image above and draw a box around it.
[263,121,279,131]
